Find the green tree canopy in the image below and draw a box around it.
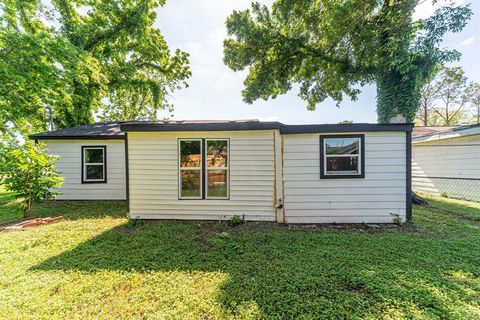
[416,66,478,126]
[223,0,472,123]
[0,0,190,134]
[0,140,63,215]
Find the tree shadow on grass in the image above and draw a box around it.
[30,218,480,318]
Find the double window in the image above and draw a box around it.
[179,139,229,199]
[82,146,107,183]
[320,135,364,179]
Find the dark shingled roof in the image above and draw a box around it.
[29,122,124,140]
[30,120,414,140]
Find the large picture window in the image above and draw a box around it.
[320,135,364,179]
[179,139,229,199]
[82,146,106,183]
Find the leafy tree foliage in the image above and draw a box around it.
[223,0,472,123]
[470,84,480,124]
[0,0,190,134]
[0,140,63,215]
[415,66,476,126]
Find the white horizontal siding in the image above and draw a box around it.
[412,134,480,201]
[128,131,276,221]
[283,132,407,223]
[44,140,126,200]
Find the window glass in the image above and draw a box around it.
[325,138,359,155]
[86,165,104,180]
[85,148,104,163]
[180,170,201,198]
[207,140,228,167]
[179,139,229,199]
[83,147,106,182]
[180,140,201,167]
[207,170,227,198]
[321,135,363,178]
[326,157,359,173]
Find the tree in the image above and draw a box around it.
[429,67,472,126]
[415,68,444,126]
[470,84,480,124]
[223,1,472,123]
[0,141,63,215]
[0,0,190,135]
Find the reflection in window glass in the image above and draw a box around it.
[207,170,227,198]
[83,147,106,182]
[326,157,359,173]
[86,165,104,180]
[85,148,104,163]
[325,138,359,155]
[181,170,201,197]
[207,140,228,167]
[180,140,201,167]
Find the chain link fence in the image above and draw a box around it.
[412,175,480,202]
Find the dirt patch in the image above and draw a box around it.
[3,217,65,231]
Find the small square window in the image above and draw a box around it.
[320,135,364,179]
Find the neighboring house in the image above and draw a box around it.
[412,124,480,202]
[30,120,413,223]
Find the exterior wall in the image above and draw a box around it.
[412,134,480,201]
[127,131,276,221]
[282,132,407,223]
[44,140,126,200]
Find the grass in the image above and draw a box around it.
[0,186,23,223]
[1,193,480,319]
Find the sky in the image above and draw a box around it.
[154,0,479,124]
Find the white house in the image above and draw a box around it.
[30,120,413,223]
[412,124,480,202]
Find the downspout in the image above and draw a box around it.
[406,130,412,222]
[274,130,284,223]
[125,132,130,216]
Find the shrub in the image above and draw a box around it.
[0,141,63,215]
[230,215,243,226]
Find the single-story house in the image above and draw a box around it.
[412,124,480,202]
[30,120,413,223]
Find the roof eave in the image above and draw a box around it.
[120,122,414,134]
[120,122,284,132]
[280,123,414,134]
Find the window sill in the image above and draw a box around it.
[320,174,364,179]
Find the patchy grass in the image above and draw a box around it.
[0,186,23,223]
[0,185,127,224]
[1,194,480,319]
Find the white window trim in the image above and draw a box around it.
[178,139,203,199]
[205,139,229,199]
[83,147,106,182]
[322,138,362,176]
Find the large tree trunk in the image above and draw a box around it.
[376,71,422,124]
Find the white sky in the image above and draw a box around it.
[154,0,479,124]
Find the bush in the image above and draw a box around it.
[230,214,243,226]
[0,141,63,215]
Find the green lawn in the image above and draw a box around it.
[1,194,480,319]
[0,186,23,223]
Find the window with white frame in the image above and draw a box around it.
[82,146,106,183]
[179,139,229,199]
[320,135,364,178]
